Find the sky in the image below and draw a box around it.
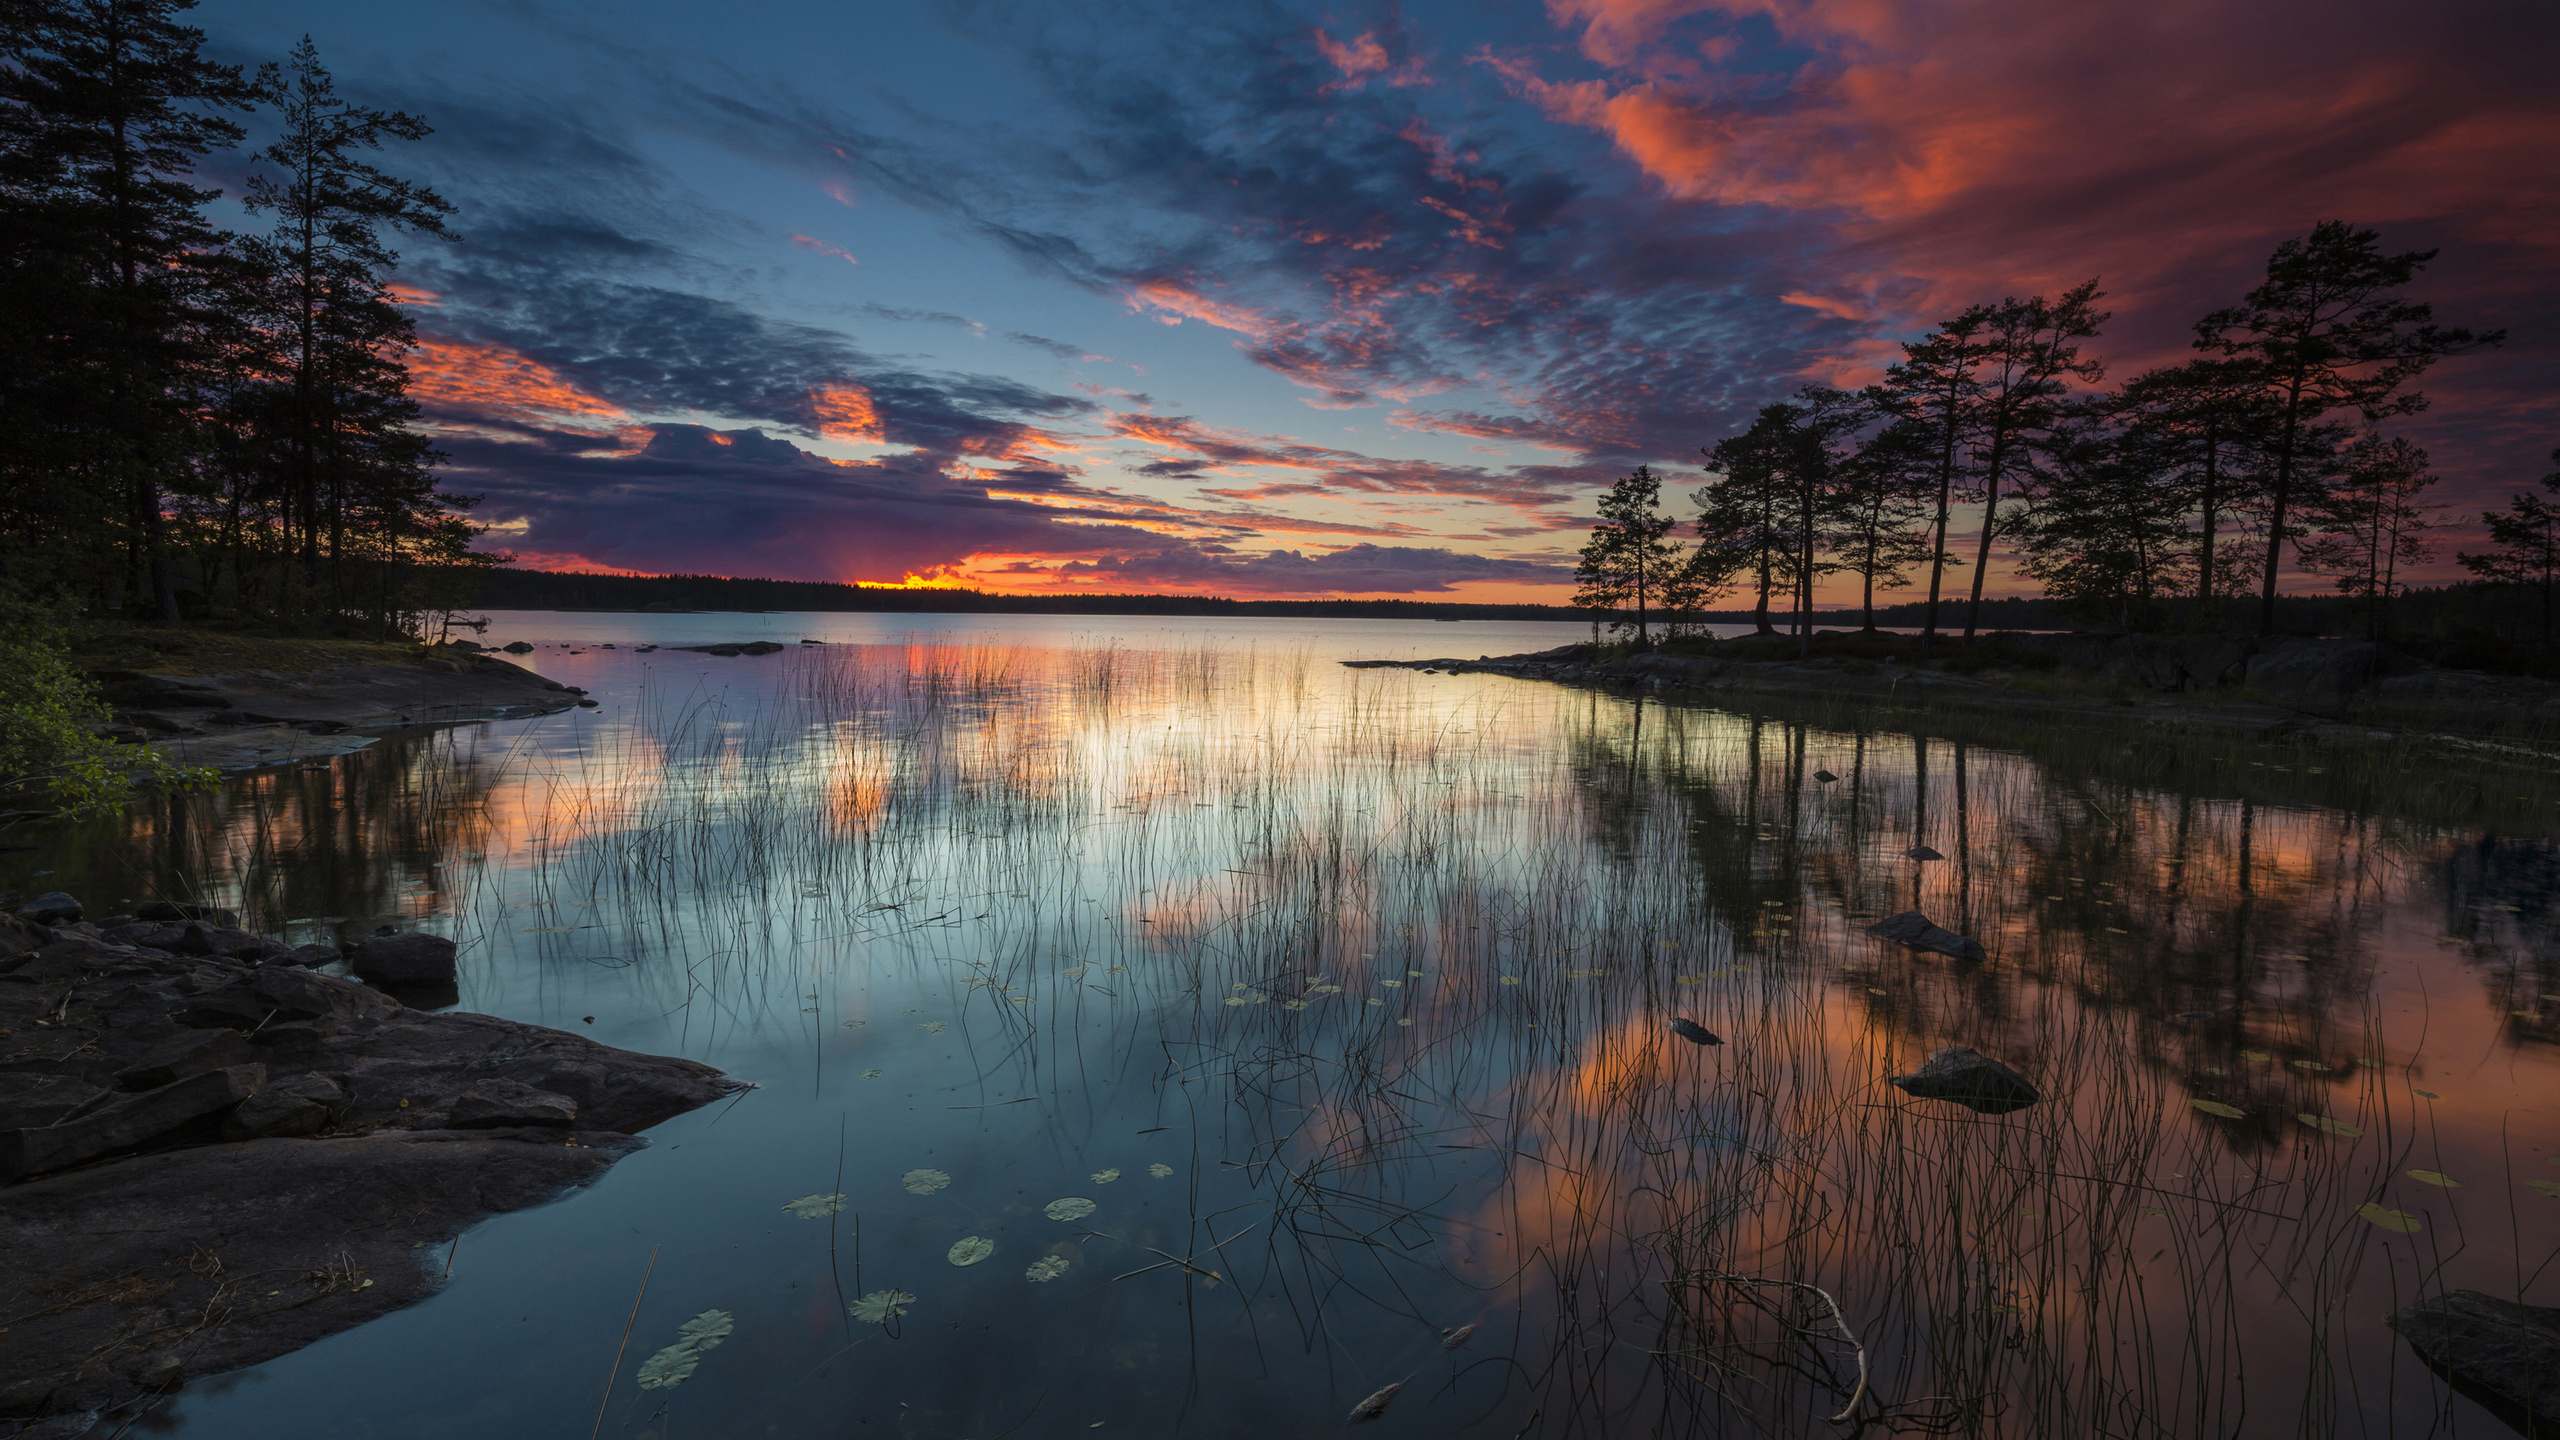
[197,0,2559,605]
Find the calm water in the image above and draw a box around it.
[14,612,2559,1439]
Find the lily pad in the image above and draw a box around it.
[948,1236,996,1266]
[2356,1202,2423,1233]
[2188,1099,2246,1119]
[1091,1168,1120,1183]
[2525,1180,2560,1198]
[676,1309,734,1349]
[903,1168,952,1195]
[918,1021,947,1035]
[849,1288,915,1323]
[2406,1170,2460,1188]
[1025,1256,1070,1282]
[782,1192,847,1219]
[1045,1196,1097,1221]
[2296,1114,2361,1138]
[2289,1059,2331,1072]
[1148,1163,1174,1178]
[635,1343,701,1390]
[2412,1088,2441,1100]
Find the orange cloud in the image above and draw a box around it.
[409,337,625,425]
[808,384,883,444]
[1126,278,1273,336]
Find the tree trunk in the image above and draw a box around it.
[2257,381,2305,635]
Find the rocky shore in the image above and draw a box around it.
[73,630,590,773]
[0,892,740,1437]
[1351,632,2560,754]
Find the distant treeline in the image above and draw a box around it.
[463,568,1585,621]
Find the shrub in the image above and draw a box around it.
[0,594,211,819]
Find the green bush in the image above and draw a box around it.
[0,595,211,819]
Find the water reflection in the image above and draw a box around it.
[11,638,2554,1439]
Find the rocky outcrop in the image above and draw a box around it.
[2386,1291,2560,1434]
[0,898,742,1433]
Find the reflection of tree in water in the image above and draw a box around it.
[1558,696,2502,1147]
[50,729,507,939]
[2437,836,2560,1043]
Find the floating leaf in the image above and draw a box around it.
[2296,1113,2361,1137]
[2406,1170,2460,1188]
[1060,967,1087,978]
[634,1342,701,1390]
[1280,1000,1308,1010]
[1379,979,1402,988]
[849,1288,915,1323]
[1223,997,1250,1007]
[1347,1381,1404,1424]
[841,1020,867,1029]
[2290,1059,2331,1072]
[2525,1180,2560,1199]
[2412,1088,2441,1100]
[1441,1322,1478,1351]
[2188,1099,2246,1119]
[918,1021,947,1035]
[1309,984,1342,994]
[948,1236,996,1266]
[1148,1163,1174,1178]
[902,1168,951,1195]
[1091,1168,1121,1184]
[1025,1256,1069,1282]
[676,1310,734,1350]
[1045,1196,1096,1221]
[782,1192,847,1218]
[2356,1203,2422,1233]
[859,1069,882,1079]
[1499,976,1521,986]
[2241,1049,2272,1061]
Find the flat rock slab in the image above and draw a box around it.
[0,1129,641,1430]
[0,910,742,1433]
[2387,1290,2560,1433]
[1865,910,1991,963]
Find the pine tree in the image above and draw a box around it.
[2194,222,2499,635]
[2017,404,2193,630]
[2116,357,2278,627]
[0,0,256,611]
[240,36,455,608]
[1573,466,1687,644]
[1876,307,1990,638]
[1832,414,1939,632]
[2457,448,2560,646]
[1958,281,2108,636]
[2296,433,2438,640]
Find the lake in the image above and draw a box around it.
[15,611,2557,1438]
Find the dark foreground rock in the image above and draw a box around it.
[1865,909,1990,963]
[1889,1046,2041,1113]
[0,905,741,1435]
[2386,1291,2560,1435]
[348,930,458,987]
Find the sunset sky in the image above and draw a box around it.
[203,0,2557,604]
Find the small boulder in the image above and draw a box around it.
[1889,1046,2040,1114]
[502,641,533,653]
[1903,845,1944,862]
[2386,1290,2560,1433]
[271,943,344,968]
[14,892,81,926]
[1669,1017,1722,1046]
[448,1078,578,1129]
[1813,769,1838,783]
[1866,910,1990,963]
[351,931,458,988]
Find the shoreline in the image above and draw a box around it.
[1349,634,2560,766]
[69,629,586,774]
